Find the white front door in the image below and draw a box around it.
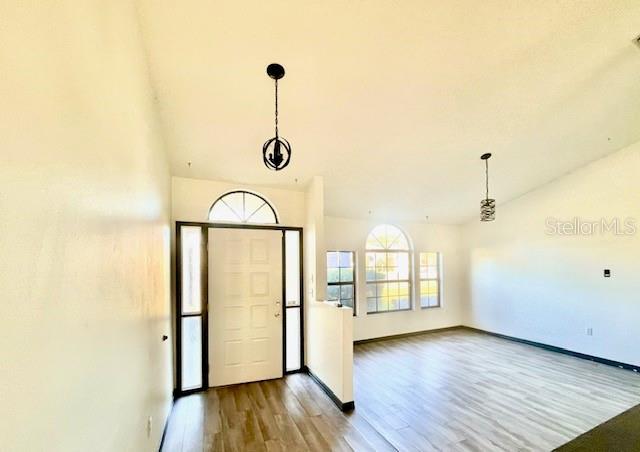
[208,228,283,387]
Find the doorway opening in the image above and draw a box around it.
[175,222,303,395]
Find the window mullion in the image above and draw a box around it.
[209,191,278,224]
[365,226,412,314]
[326,251,355,312]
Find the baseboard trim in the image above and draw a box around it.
[354,325,464,345]
[306,369,355,412]
[464,326,640,373]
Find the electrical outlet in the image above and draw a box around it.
[586,327,593,336]
[146,416,153,438]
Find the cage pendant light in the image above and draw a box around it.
[262,63,292,171]
[480,153,496,221]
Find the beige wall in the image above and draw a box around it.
[463,141,640,366]
[0,2,172,451]
[325,217,465,341]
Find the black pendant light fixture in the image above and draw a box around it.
[480,153,496,221]
[262,63,292,171]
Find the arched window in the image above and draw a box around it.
[365,224,411,313]
[208,190,278,224]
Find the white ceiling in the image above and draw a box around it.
[137,0,640,223]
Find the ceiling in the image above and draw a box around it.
[137,0,640,223]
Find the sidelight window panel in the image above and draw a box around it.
[284,230,303,373]
[285,307,301,371]
[181,226,202,314]
[181,316,203,390]
[285,230,301,307]
[178,225,205,392]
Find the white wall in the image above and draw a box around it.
[172,176,306,226]
[304,177,354,403]
[325,217,465,341]
[0,2,172,451]
[303,176,327,301]
[307,302,354,403]
[463,141,640,366]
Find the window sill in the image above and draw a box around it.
[420,305,442,310]
[366,308,412,315]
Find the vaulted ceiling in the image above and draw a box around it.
[137,0,640,223]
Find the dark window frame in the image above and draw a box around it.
[326,250,356,316]
[175,221,304,398]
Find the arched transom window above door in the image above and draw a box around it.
[208,190,279,224]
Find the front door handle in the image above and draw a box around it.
[275,301,281,317]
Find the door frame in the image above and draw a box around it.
[175,221,304,397]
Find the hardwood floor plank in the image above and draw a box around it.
[162,330,640,452]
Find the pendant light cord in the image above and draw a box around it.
[485,159,489,200]
[274,79,279,138]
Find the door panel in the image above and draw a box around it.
[208,228,283,386]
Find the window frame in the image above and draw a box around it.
[175,221,305,397]
[326,250,356,316]
[365,225,413,315]
[419,252,442,309]
[208,190,279,224]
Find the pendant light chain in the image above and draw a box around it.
[485,158,489,200]
[274,79,279,138]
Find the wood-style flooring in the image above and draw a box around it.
[161,329,640,451]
